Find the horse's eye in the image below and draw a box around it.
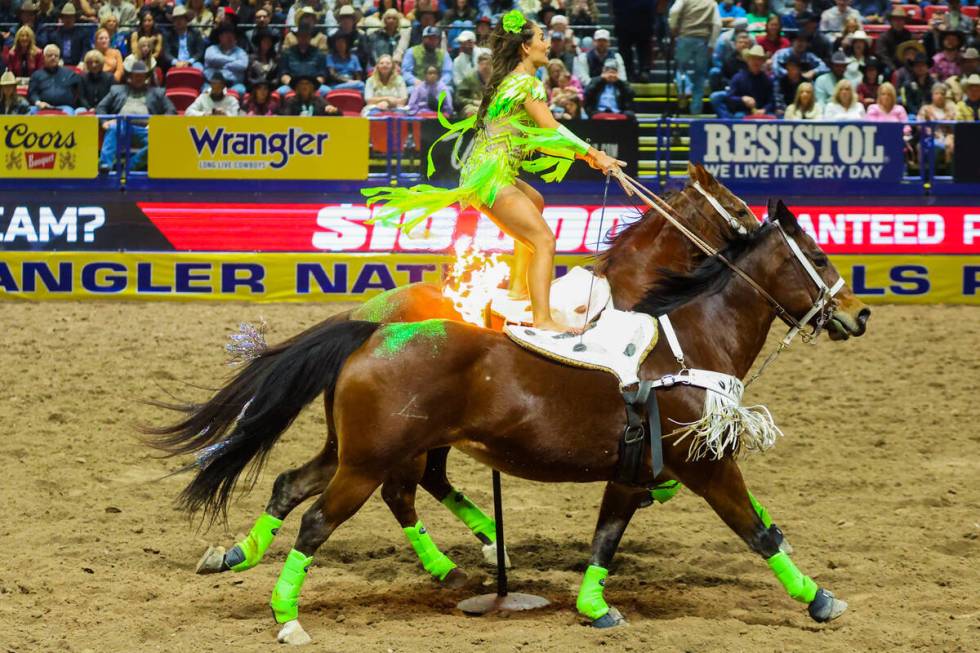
[812,254,828,269]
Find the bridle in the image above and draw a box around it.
[612,171,845,382]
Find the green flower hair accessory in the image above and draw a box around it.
[502,9,526,34]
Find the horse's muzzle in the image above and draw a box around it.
[828,307,871,340]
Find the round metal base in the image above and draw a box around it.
[457,592,550,615]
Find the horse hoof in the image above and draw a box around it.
[481,542,512,568]
[195,545,227,575]
[277,619,312,645]
[591,607,627,629]
[808,588,848,623]
[441,568,468,589]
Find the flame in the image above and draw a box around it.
[443,236,509,326]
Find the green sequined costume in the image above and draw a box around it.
[361,72,590,231]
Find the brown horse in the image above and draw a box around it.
[151,192,870,644]
[185,166,766,579]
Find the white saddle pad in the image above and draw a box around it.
[504,309,658,387]
[490,266,612,329]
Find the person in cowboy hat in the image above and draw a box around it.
[947,47,978,102]
[712,44,774,118]
[900,51,938,114]
[279,73,340,116]
[204,22,248,94]
[955,73,980,120]
[242,73,279,115]
[856,56,883,108]
[44,3,89,66]
[815,49,853,104]
[165,5,206,70]
[875,6,914,74]
[931,29,966,81]
[186,68,240,115]
[0,70,30,115]
[282,6,328,51]
[247,27,279,85]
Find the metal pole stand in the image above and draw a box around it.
[456,470,549,615]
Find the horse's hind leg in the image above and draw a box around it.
[381,454,468,588]
[576,482,648,628]
[419,446,509,567]
[271,465,383,645]
[196,432,340,575]
[680,458,847,623]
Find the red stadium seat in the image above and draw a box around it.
[863,24,889,34]
[326,89,365,115]
[37,108,67,115]
[744,113,777,120]
[403,0,415,16]
[591,112,628,120]
[907,24,930,34]
[923,5,948,23]
[166,67,205,92]
[898,4,923,22]
[963,6,979,18]
[166,88,199,112]
[16,85,27,97]
[226,89,240,100]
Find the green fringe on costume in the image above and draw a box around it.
[361,72,590,233]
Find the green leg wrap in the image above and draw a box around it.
[403,521,456,581]
[440,491,496,542]
[270,548,313,623]
[229,513,283,572]
[748,492,773,528]
[650,480,682,504]
[767,551,818,603]
[576,565,611,620]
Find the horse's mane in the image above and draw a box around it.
[633,221,775,316]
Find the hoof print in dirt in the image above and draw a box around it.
[808,588,848,622]
[591,607,627,628]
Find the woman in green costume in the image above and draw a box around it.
[362,10,624,332]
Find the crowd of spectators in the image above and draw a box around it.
[0,0,634,121]
[1,0,977,173]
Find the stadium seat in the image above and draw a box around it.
[963,6,978,18]
[863,24,889,34]
[907,24,930,33]
[37,108,67,115]
[326,89,365,115]
[591,112,628,120]
[166,88,198,112]
[744,113,777,120]
[227,89,240,100]
[898,4,924,22]
[165,67,205,92]
[16,86,27,97]
[923,5,948,22]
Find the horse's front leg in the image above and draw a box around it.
[680,457,847,623]
[576,482,649,628]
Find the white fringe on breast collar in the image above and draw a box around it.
[653,317,783,461]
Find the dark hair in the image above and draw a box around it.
[476,18,537,127]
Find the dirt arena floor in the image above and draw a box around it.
[1,300,978,652]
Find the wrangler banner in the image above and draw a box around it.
[0,116,99,178]
[0,252,977,304]
[147,116,369,180]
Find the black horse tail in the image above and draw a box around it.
[145,318,379,524]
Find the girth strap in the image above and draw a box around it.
[618,380,663,485]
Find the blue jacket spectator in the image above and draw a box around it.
[772,34,829,80]
[712,45,775,118]
[278,26,329,96]
[204,24,248,92]
[852,0,886,19]
[718,0,747,27]
[326,33,365,90]
[402,25,453,87]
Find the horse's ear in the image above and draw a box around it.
[772,199,801,235]
[687,161,700,182]
[765,197,779,222]
[696,164,718,188]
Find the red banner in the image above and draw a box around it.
[137,202,980,255]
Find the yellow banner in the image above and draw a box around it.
[0,252,976,304]
[147,116,368,180]
[0,116,98,178]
